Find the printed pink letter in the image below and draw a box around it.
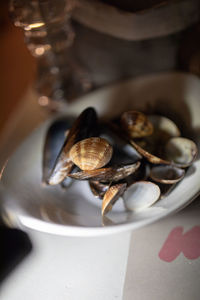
[159,226,200,262]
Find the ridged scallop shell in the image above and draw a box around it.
[69,137,113,171]
[121,110,153,138]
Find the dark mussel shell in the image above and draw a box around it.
[124,160,150,187]
[68,161,141,182]
[42,117,73,184]
[100,122,141,165]
[48,107,98,185]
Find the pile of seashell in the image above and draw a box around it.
[42,107,198,216]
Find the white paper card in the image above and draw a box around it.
[123,198,200,300]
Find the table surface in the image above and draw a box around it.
[0,87,200,300]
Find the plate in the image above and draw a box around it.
[1,72,200,236]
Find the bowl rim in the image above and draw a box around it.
[2,71,200,237]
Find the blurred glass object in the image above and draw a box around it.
[9,0,92,109]
[9,0,200,111]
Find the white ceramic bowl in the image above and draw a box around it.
[1,72,200,236]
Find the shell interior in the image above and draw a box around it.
[150,165,185,184]
[130,139,170,165]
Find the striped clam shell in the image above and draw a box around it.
[69,137,113,170]
[102,183,127,216]
[121,110,153,138]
